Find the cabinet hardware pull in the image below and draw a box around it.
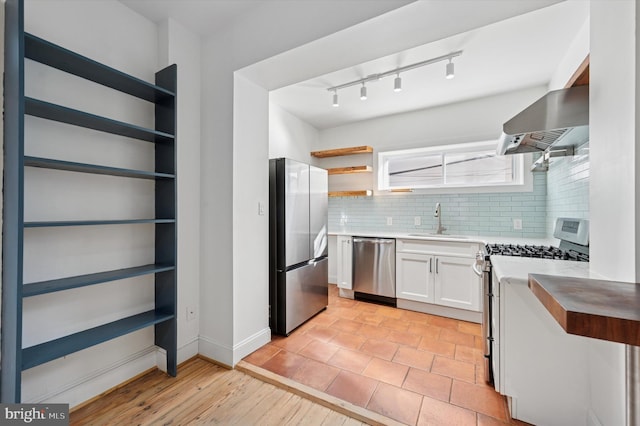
[436,258,439,273]
[429,258,432,273]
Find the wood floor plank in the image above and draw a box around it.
[322,409,349,425]
[114,363,230,424]
[282,396,316,424]
[297,399,332,424]
[156,370,255,425]
[135,367,248,425]
[72,359,204,424]
[259,393,307,425]
[199,380,275,423]
[71,358,210,424]
[91,361,214,425]
[70,358,362,425]
[235,386,295,425]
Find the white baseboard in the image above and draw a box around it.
[232,327,271,365]
[32,346,158,408]
[178,337,199,363]
[31,337,200,409]
[199,335,233,366]
[200,328,271,367]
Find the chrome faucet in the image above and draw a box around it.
[434,202,446,234]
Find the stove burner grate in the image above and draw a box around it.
[486,243,589,262]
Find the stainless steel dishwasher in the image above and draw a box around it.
[352,237,396,306]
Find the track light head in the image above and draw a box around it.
[446,59,455,79]
[394,74,402,92]
[360,84,367,100]
[332,91,339,107]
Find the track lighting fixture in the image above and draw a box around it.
[446,59,455,79]
[360,83,367,100]
[394,74,402,92]
[327,50,462,105]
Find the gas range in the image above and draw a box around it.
[485,243,589,262]
[475,217,589,387]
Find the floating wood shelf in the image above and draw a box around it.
[311,146,373,158]
[529,274,640,346]
[327,166,372,175]
[328,190,373,197]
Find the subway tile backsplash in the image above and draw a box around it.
[329,173,549,237]
[545,142,590,235]
[329,145,590,239]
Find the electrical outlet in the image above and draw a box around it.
[513,218,523,230]
[186,306,197,322]
[386,217,393,226]
[414,216,421,226]
[258,202,265,216]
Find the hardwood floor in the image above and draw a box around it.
[70,357,367,425]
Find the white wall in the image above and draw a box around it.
[22,0,161,406]
[231,74,271,364]
[157,18,202,363]
[314,86,545,193]
[588,1,633,425]
[269,102,318,163]
[198,1,422,366]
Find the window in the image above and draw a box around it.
[378,140,524,191]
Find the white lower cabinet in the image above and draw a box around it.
[336,235,352,290]
[396,239,481,312]
[396,252,435,303]
[434,255,481,311]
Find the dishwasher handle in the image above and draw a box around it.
[352,238,394,244]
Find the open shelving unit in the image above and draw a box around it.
[311,146,374,197]
[2,0,177,402]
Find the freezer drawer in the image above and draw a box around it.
[273,258,328,335]
[353,237,396,299]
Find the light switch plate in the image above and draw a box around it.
[386,217,393,226]
[513,218,523,230]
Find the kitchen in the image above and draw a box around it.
[3,1,638,425]
[265,1,632,425]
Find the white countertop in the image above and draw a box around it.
[329,230,557,246]
[490,256,601,286]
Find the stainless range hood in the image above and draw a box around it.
[497,85,589,155]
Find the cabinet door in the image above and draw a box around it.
[396,253,435,303]
[434,255,481,311]
[336,236,352,289]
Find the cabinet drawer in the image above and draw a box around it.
[397,239,481,258]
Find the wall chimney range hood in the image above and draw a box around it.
[496,85,589,156]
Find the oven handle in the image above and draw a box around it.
[472,262,484,277]
[472,251,484,277]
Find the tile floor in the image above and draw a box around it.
[244,285,529,426]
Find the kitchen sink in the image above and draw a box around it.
[407,233,470,240]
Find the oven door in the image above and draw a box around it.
[473,252,493,385]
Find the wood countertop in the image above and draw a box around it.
[529,274,640,346]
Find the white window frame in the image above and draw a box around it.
[377,140,531,194]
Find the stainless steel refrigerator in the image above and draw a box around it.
[269,158,328,336]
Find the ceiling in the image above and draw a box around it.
[270,1,589,129]
[119,1,589,130]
